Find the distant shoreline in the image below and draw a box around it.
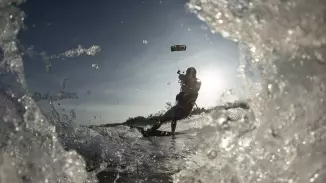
[88,101,250,129]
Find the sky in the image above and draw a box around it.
[19,0,241,125]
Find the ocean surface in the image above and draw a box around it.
[53,106,250,183]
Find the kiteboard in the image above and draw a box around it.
[128,125,184,137]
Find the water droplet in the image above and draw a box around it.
[200,24,207,30]
[267,84,273,92]
[143,40,148,44]
[250,46,256,53]
[92,63,99,69]
[221,31,229,37]
[218,116,227,125]
[198,15,205,21]
[215,12,222,19]
[207,149,217,159]
[314,51,325,63]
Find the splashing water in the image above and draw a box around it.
[50,45,101,59]
[27,45,101,59]
[1,0,326,183]
[0,1,95,183]
[172,0,326,182]
[26,44,101,72]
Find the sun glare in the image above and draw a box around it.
[197,70,228,107]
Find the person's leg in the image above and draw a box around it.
[171,120,177,135]
[149,121,162,131]
[170,106,185,135]
[147,107,175,131]
[148,106,181,131]
[159,106,176,122]
[168,93,197,134]
[149,104,190,132]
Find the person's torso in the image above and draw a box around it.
[177,77,201,109]
[180,78,201,94]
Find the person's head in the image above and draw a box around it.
[186,67,197,78]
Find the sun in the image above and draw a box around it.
[197,70,228,107]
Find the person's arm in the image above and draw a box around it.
[178,74,186,83]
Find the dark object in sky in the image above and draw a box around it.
[171,45,186,52]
